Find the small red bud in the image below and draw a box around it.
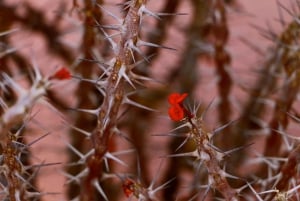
[122,179,135,197]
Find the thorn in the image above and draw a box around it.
[105,152,128,167]
[0,46,19,58]
[126,39,150,63]
[95,24,121,31]
[169,122,191,133]
[93,180,109,201]
[29,162,62,169]
[156,12,188,17]
[96,22,118,52]
[70,107,101,116]
[151,132,187,138]
[248,22,277,42]
[162,150,199,159]
[117,64,136,88]
[138,5,161,20]
[61,118,91,137]
[200,98,216,120]
[2,73,26,97]
[150,177,176,196]
[65,140,86,160]
[137,40,177,51]
[246,182,264,201]
[138,5,187,19]
[123,96,157,112]
[72,75,108,89]
[97,5,122,24]
[78,57,111,71]
[0,28,19,36]
[213,119,238,134]
[222,143,254,156]
[128,54,156,70]
[175,135,191,152]
[148,159,164,190]
[27,132,51,147]
[276,0,286,28]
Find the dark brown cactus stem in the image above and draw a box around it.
[264,16,300,158]
[79,1,147,200]
[212,0,233,149]
[256,15,300,182]
[186,115,238,201]
[67,0,103,199]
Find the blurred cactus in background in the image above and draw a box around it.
[1,0,300,201]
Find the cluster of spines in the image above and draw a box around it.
[0,66,70,200]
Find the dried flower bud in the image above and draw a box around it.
[122,179,135,197]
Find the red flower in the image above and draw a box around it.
[168,93,188,105]
[168,93,188,122]
[50,67,71,80]
[169,104,185,121]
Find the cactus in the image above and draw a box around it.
[1,0,300,201]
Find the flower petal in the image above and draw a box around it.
[168,104,185,121]
[51,67,71,80]
[168,93,188,105]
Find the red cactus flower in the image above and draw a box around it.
[168,93,188,105]
[169,104,185,122]
[50,67,71,80]
[168,92,188,122]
